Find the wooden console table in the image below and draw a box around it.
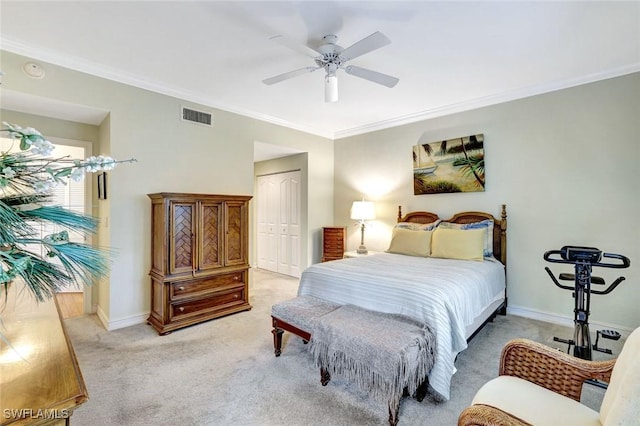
[0,282,88,425]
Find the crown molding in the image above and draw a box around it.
[3,37,639,142]
[333,62,640,139]
[1,38,334,139]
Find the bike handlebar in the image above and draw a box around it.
[544,266,627,294]
[544,247,630,269]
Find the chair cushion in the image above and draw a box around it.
[472,376,600,426]
[600,326,640,425]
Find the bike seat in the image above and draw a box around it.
[559,273,605,285]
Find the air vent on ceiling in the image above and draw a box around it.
[181,106,213,127]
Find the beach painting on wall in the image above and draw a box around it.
[413,133,485,195]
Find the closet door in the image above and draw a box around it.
[256,177,269,270]
[266,179,278,271]
[256,171,301,278]
[277,171,301,277]
[290,172,301,277]
[257,175,278,272]
[277,174,291,275]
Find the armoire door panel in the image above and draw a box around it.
[170,202,196,275]
[225,201,247,266]
[150,202,165,274]
[199,202,223,270]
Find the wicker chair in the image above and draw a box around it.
[458,327,640,426]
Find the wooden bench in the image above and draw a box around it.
[271,297,435,425]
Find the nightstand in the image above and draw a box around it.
[343,250,381,258]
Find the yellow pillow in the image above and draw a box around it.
[386,228,432,257]
[431,228,484,261]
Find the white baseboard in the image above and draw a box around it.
[96,305,109,329]
[95,305,148,331]
[507,304,633,337]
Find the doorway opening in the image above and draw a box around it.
[0,136,92,317]
[256,170,302,278]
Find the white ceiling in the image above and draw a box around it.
[1,1,639,146]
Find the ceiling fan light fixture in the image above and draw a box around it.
[265,31,397,102]
[325,74,338,103]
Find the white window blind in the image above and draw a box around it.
[1,138,87,285]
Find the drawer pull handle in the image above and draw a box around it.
[234,276,239,281]
[178,307,185,312]
[234,294,239,299]
[178,286,185,291]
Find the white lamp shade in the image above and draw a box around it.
[350,201,375,221]
[325,75,338,102]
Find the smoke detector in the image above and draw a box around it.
[23,62,45,79]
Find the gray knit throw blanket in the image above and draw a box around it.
[309,304,437,407]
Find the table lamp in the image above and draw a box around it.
[350,200,375,254]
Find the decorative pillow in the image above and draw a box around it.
[386,228,432,257]
[431,228,484,261]
[437,219,494,257]
[394,219,441,232]
[395,222,420,231]
[416,219,442,231]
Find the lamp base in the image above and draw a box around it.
[356,245,368,255]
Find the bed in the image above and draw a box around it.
[296,204,507,401]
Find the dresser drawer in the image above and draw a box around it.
[323,241,344,249]
[170,286,246,321]
[323,232,343,239]
[170,271,245,299]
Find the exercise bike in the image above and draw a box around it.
[544,246,630,362]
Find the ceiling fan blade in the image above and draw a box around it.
[339,31,391,61]
[269,35,321,58]
[344,65,399,88]
[262,67,320,85]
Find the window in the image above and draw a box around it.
[1,137,89,291]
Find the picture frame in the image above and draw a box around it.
[413,133,485,195]
[97,172,107,200]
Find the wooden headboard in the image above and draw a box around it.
[397,204,507,267]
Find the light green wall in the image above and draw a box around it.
[0,110,99,142]
[334,72,640,331]
[1,50,333,329]
[97,114,111,316]
[4,46,637,332]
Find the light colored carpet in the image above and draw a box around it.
[64,269,620,425]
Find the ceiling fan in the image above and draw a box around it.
[262,31,399,102]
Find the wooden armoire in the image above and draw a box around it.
[147,193,252,335]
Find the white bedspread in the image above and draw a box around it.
[297,252,505,401]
